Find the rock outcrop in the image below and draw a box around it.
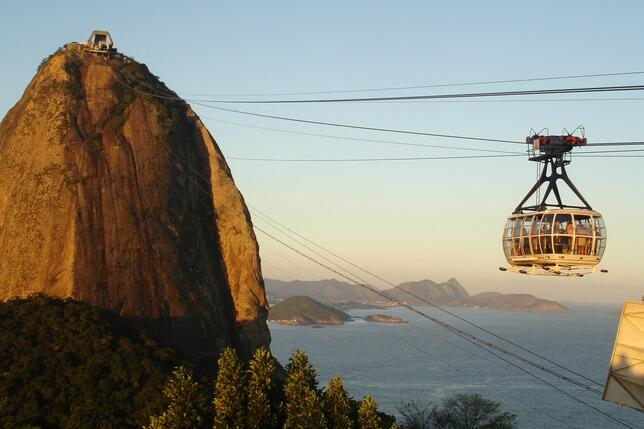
[0,44,270,360]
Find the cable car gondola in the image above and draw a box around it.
[500,128,607,276]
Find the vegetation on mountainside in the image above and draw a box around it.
[0,295,175,428]
[0,295,514,429]
[269,295,352,325]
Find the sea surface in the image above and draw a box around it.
[269,303,644,429]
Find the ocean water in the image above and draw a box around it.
[269,303,644,429]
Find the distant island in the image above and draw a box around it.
[268,296,352,325]
[265,278,570,313]
[365,314,407,323]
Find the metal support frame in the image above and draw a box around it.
[513,150,592,214]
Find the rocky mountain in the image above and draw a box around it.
[265,278,569,313]
[268,296,352,325]
[0,43,270,360]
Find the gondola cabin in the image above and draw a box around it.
[503,209,606,274]
[500,128,607,276]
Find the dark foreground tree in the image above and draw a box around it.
[323,375,352,429]
[144,366,207,429]
[213,348,245,429]
[0,295,175,428]
[246,347,277,429]
[431,393,516,429]
[397,400,434,429]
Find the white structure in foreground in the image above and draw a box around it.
[603,301,644,412]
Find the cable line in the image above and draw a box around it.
[117,79,644,148]
[249,207,605,388]
[227,154,525,162]
[253,226,632,428]
[180,70,644,97]
[159,136,603,394]
[184,85,644,104]
[226,149,644,163]
[203,117,524,154]
[154,127,634,428]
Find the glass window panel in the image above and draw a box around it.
[512,217,523,238]
[540,235,553,254]
[540,214,554,235]
[574,215,593,236]
[530,215,541,236]
[554,214,573,234]
[594,216,606,238]
[513,238,522,256]
[574,235,591,255]
[553,214,573,254]
[503,239,512,257]
[595,238,606,257]
[504,219,514,239]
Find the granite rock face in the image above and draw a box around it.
[0,45,270,360]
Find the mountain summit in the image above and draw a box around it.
[0,43,270,360]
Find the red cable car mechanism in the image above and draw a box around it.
[500,127,607,276]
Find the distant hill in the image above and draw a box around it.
[459,292,570,313]
[268,296,352,325]
[266,278,383,304]
[384,278,469,305]
[265,278,569,313]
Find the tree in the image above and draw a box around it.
[397,401,434,429]
[358,394,382,429]
[431,393,516,429]
[145,366,206,429]
[0,295,174,428]
[213,348,245,429]
[286,348,318,390]
[283,349,327,429]
[323,376,352,429]
[246,347,277,429]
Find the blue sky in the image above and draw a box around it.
[1,1,643,302]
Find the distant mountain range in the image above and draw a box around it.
[265,278,570,313]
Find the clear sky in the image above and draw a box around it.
[1,1,643,303]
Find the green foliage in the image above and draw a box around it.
[284,349,327,429]
[144,366,207,429]
[323,376,353,429]
[0,294,176,428]
[213,348,245,429]
[358,394,382,429]
[269,296,352,324]
[286,348,318,390]
[431,393,516,429]
[246,347,277,429]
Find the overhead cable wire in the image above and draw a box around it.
[203,117,524,154]
[181,85,644,104]
[256,223,575,429]
[154,125,633,428]
[157,135,604,395]
[226,149,644,163]
[249,207,605,388]
[252,226,632,428]
[118,78,644,148]
[179,70,644,97]
[227,154,525,162]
